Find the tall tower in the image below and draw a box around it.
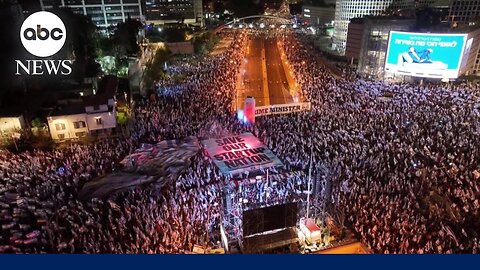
[449,0,480,27]
[37,0,144,28]
[333,0,415,54]
[193,0,204,27]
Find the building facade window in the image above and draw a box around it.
[73,121,86,129]
[55,123,66,131]
[333,0,414,54]
[39,0,143,28]
[95,118,103,125]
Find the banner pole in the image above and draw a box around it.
[266,169,269,203]
[306,148,313,219]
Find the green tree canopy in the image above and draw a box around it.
[53,7,100,79]
[114,19,143,56]
[143,47,171,90]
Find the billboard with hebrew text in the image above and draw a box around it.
[385,31,468,79]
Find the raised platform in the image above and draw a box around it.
[243,227,298,253]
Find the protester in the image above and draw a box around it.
[276,32,480,253]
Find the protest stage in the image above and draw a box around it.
[203,133,306,253]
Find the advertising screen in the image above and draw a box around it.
[385,31,467,79]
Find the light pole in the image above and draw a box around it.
[306,148,313,219]
[11,133,19,152]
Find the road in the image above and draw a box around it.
[236,35,294,108]
[240,37,268,106]
[264,37,293,105]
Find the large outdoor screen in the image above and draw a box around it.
[385,31,468,79]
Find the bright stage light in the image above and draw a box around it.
[237,109,245,122]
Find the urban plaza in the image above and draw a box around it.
[0,0,480,255]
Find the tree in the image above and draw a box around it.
[96,33,115,58]
[163,27,188,43]
[193,32,219,55]
[213,1,225,14]
[228,0,263,17]
[143,47,171,90]
[53,7,99,80]
[31,118,43,129]
[113,19,143,56]
[96,20,142,77]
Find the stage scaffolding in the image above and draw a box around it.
[220,171,312,252]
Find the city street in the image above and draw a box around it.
[264,37,293,105]
[236,35,294,109]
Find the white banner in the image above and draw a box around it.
[202,133,283,176]
[254,102,311,117]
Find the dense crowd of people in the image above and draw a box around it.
[1,27,480,254]
[234,171,308,211]
[276,32,480,253]
[0,31,247,253]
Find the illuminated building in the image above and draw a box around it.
[449,0,480,27]
[0,113,26,133]
[38,0,143,28]
[345,16,415,79]
[47,75,118,140]
[333,0,415,54]
[346,15,480,80]
[448,1,480,75]
[143,0,204,26]
[302,4,335,27]
[415,0,450,8]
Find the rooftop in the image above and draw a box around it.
[0,108,23,118]
[82,95,110,107]
[50,102,86,117]
[97,75,118,97]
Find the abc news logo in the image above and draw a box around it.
[15,11,72,76]
[23,25,64,41]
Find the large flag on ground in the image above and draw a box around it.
[79,137,199,200]
[202,133,283,176]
